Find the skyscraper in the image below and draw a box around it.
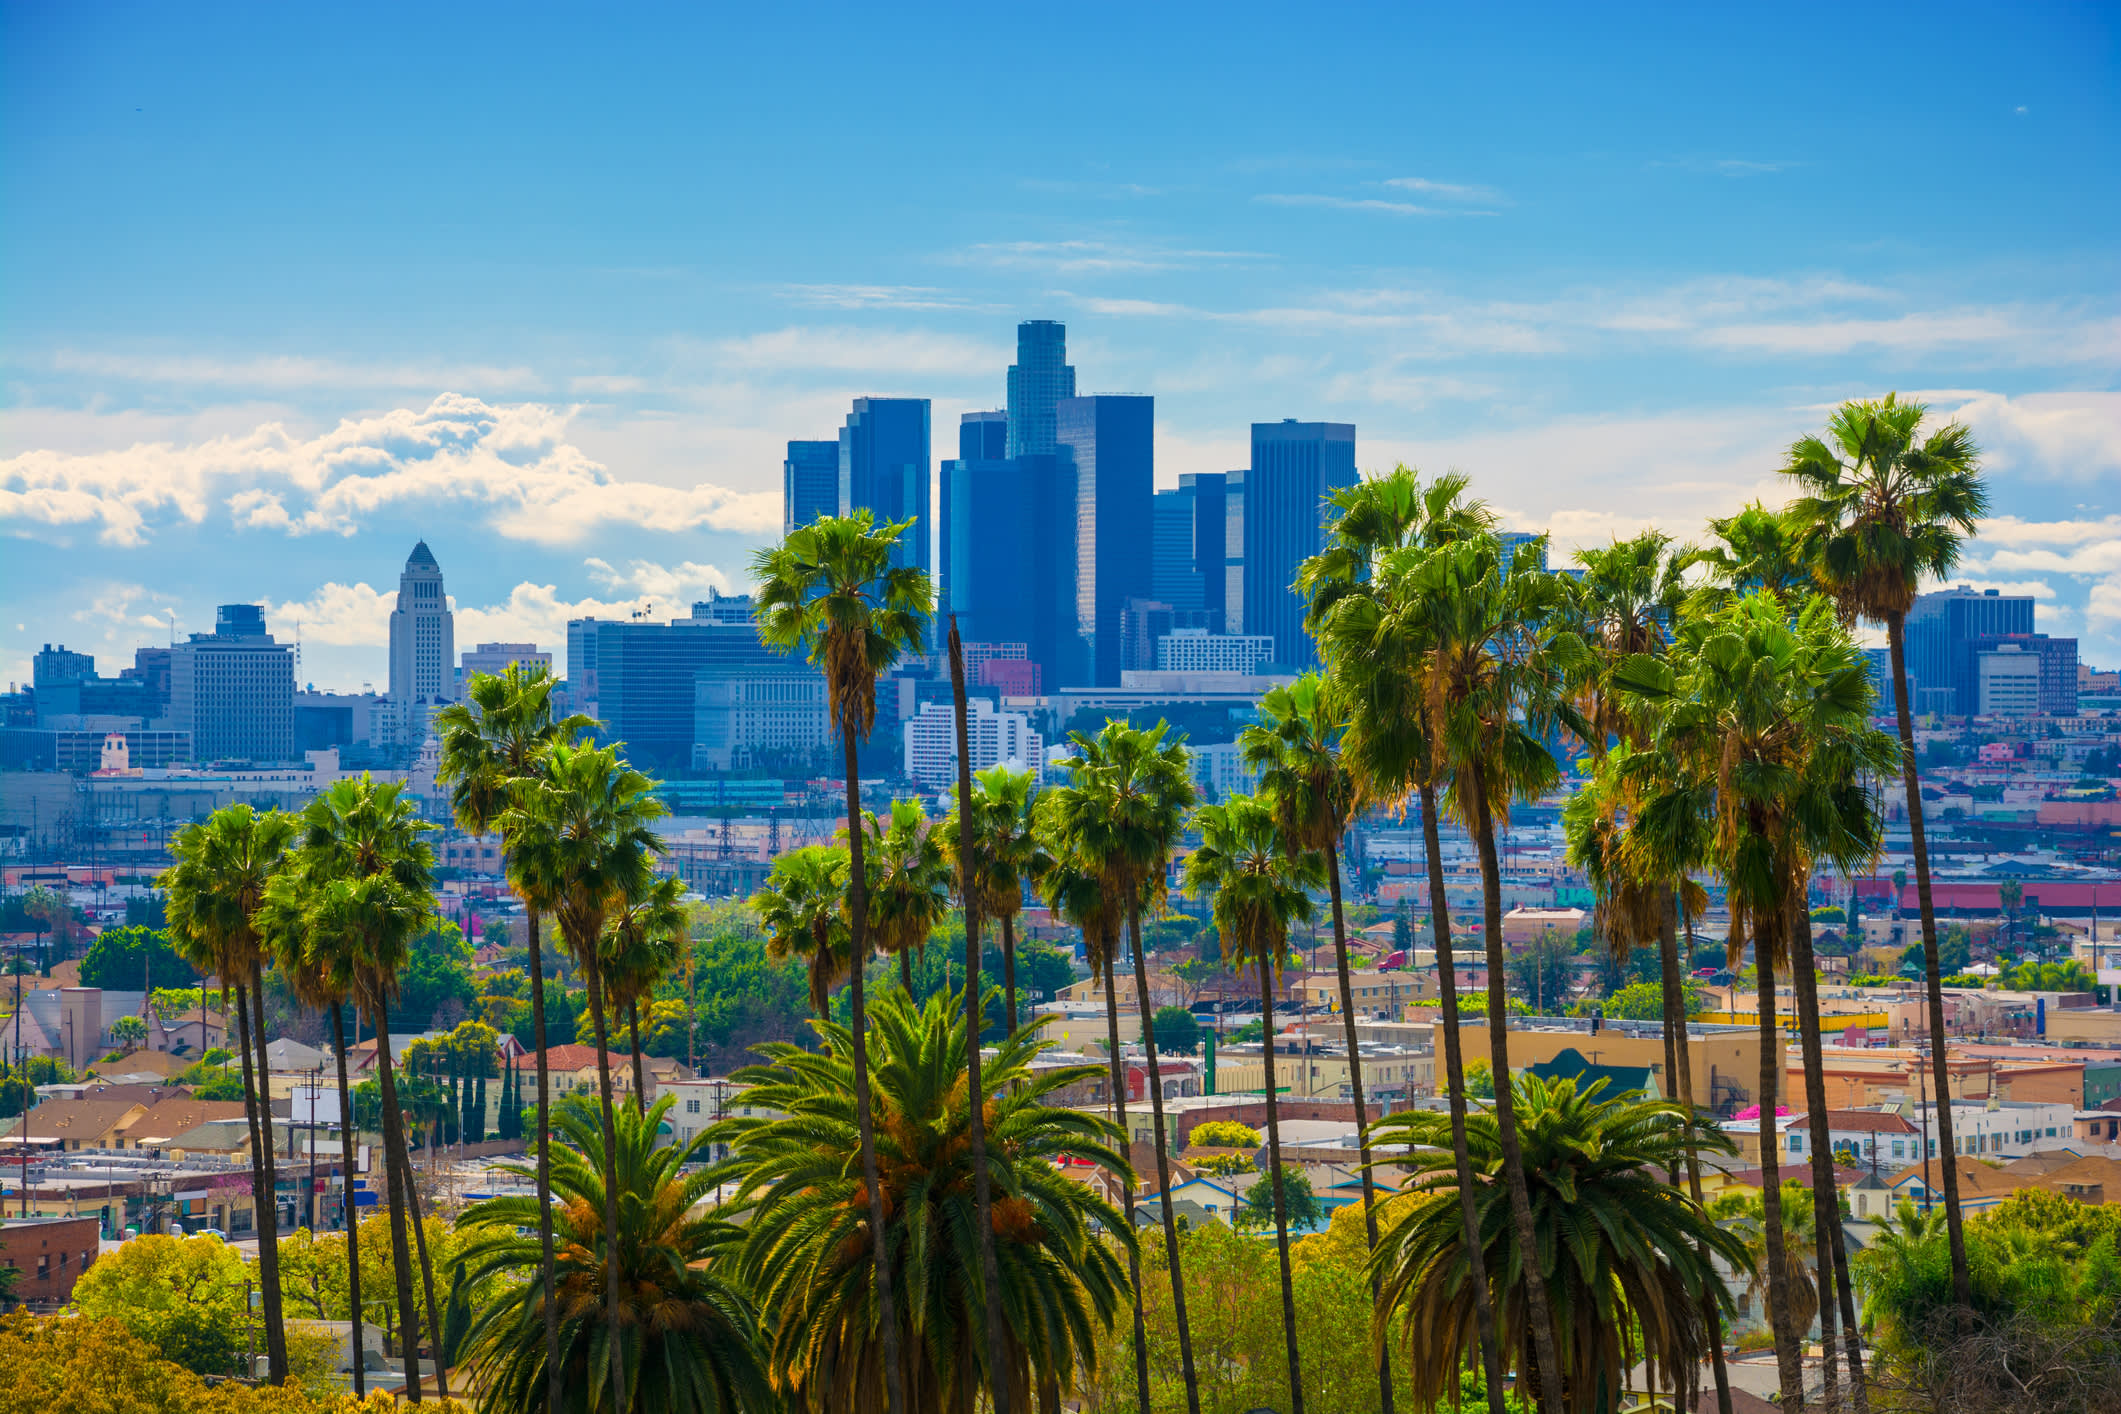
[782,440,840,536]
[1230,420,1356,668]
[959,409,1007,462]
[1150,472,1228,623]
[169,604,295,763]
[1906,585,2037,714]
[388,541,455,706]
[1058,394,1154,686]
[1006,321,1075,459]
[941,449,1079,689]
[838,397,932,577]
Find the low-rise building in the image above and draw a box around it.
[0,1215,100,1306]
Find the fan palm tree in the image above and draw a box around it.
[754,845,854,1015]
[455,1094,772,1414]
[434,661,593,1414]
[860,797,953,993]
[712,987,1133,1414]
[501,740,667,1414]
[1044,718,1205,1414]
[1369,1074,1749,1412]
[159,803,297,1385]
[1302,465,1508,1414]
[1182,793,1325,1414]
[1781,392,1986,1315]
[287,776,447,1400]
[945,764,1044,1028]
[754,510,931,1414]
[1689,501,1814,605]
[601,873,688,1109]
[1713,1182,1823,1347]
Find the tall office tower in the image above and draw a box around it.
[388,541,456,707]
[1234,420,1357,668]
[960,410,1008,462]
[1906,586,2036,714]
[838,398,932,577]
[1497,531,1548,576]
[939,412,1010,625]
[459,642,552,696]
[591,598,825,772]
[1185,472,1228,629]
[1150,472,1229,623]
[169,604,295,763]
[783,440,840,536]
[32,645,95,688]
[1059,394,1154,686]
[941,449,1079,689]
[1224,470,1247,633]
[1006,321,1075,458]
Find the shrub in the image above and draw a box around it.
[1189,1119,1262,1149]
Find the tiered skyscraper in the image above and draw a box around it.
[838,398,932,575]
[170,604,295,763]
[782,440,839,536]
[1006,320,1075,458]
[1060,394,1154,685]
[388,540,455,706]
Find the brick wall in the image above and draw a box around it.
[0,1215,101,1307]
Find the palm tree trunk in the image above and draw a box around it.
[1257,951,1305,1414]
[393,1114,451,1401]
[372,999,425,1403]
[582,960,628,1414]
[332,1002,366,1398]
[523,905,561,1414]
[842,717,908,1414]
[1661,892,1734,1414]
[1755,951,1805,1409]
[233,977,290,1383]
[1001,912,1018,1032]
[1791,911,1868,1412]
[1324,838,1394,1414]
[948,619,1012,1414]
[899,945,914,993]
[629,998,647,1115]
[1419,782,1507,1414]
[1127,896,1202,1414]
[1886,616,1971,1314]
[1464,767,1565,1414]
[1101,945,1151,1414]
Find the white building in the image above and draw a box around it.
[1189,739,1261,802]
[902,699,1043,788]
[1155,629,1274,674]
[659,1078,777,1160]
[693,669,830,770]
[1977,643,2041,716]
[458,642,550,694]
[388,541,456,708]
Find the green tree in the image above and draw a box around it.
[394,921,478,1030]
[68,1232,249,1375]
[1153,1005,1200,1056]
[943,763,1047,1029]
[78,925,199,991]
[861,797,953,993]
[1601,979,1707,1022]
[106,1013,148,1054]
[1189,1119,1261,1149]
[754,846,854,1016]
[1238,1166,1322,1234]
[600,873,687,1107]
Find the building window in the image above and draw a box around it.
[686,1099,701,1115]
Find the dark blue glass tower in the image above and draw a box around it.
[960,409,1007,462]
[1058,394,1154,685]
[783,439,839,536]
[838,397,932,577]
[1235,420,1356,668]
[1151,472,1228,626]
[1006,321,1075,459]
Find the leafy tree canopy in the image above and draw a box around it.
[80,925,201,990]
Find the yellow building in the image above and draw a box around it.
[1427,1019,1761,1111]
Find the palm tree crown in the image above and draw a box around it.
[753,845,853,1016]
[752,510,932,734]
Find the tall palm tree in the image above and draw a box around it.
[945,764,1043,1029]
[1690,501,1814,604]
[754,845,854,1016]
[1182,793,1324,1414]
[1782,392,1986,1316]
[434,660,592,1414]
[159,803,297,1385]
[1239,672,1399,1413]
[457,1094,773,1414]
[289,776,447,1400]
[1303,465,1508,1413]
[502,740,667,1414]
[754,509,931,1414]
[713,988,1133,1414]
[1370,1074,1749,1411]
[860,798,952,993]
[1045,719,1205,1414]
[601,873,688,1108]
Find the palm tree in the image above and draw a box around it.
[1713,1182,1823,1347]
[713,988,1133,1413]
[501,740,667,1414]
[1782,392,1986,1316]
[1302,466,1508,1413]
[1369,1074,1749,1411]
[859,798,952,993]
[456,1094,772,1413]
[601,873,687,1108]
[289,776,447,1400]
[946,763,1044,1029]
[1045,718,1205,1414]
[754,845,854,1015]
[1182,793,1324,1414]
[434,661,592,1414]
[159,803,297,1385]
[1690,501,1814,604]
[1239,672,1398,1412]
[754,509,931,1414]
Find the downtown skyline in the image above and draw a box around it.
[3,3,2116,690]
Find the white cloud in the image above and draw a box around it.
[0,393,780,547]
[48,349,543,393]
[776,284,982,311]
[1935,390,2121,482]
[1698,309,2121,361]
[1965,515,2121,578]
[583,557,738,602]
[1383,176,1504,203]
[947,240,1268,274]
[1254,193,1496,217]
[263,582,394,646]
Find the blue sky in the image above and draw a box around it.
[4,2,2117,689]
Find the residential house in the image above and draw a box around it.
[0,1097,150,1152]
[121,1095,251,1153]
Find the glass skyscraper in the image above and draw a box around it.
[959,409,1007,462]
[838,397,932,577]
[1232,420,1356,668]
[1006,320,1075,459]
[1150,472,1227,625]
[1058,394,1154,686]
[782,439,839,536]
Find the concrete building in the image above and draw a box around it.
[1155,629,1274,674]
[167,605,295,764]
[692,668,831,771]
[1977,641,2043,716]
[902,699,1042,789]
[457,642,550,694]
[388,541,456,707]
[1188,740,1261,803]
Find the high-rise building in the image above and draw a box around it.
[1155,629,1274,674]
[169,604,295,763]
[783,440,840,536]
[838,398,932,577]
[32,645,95,689]
[960,410,1008,462]
[1229,420,1356,669]
[941,449,1081,690]
[692,668,831,771]
[388,541,456,707]
[1976,644,2042,716]
[1006,321,1075,459]
[1058,394,1155,686]
[903,698,1043,788]
[458,642,552,695]
[1906,586,2038,714]
[1150,472,1231,625]
[1497,531,1548,576]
